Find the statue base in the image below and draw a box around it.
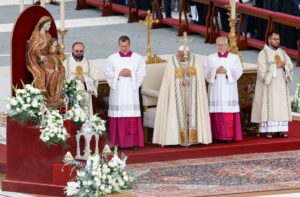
[47,98,66,109]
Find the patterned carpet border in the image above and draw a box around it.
[125,150,300,197]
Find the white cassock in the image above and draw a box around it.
[204,52,243,141]
[104,52,146,117]
[64,56,99,117]
[104,52,146,148]
[153,54,212,146]
[204,52,243,113]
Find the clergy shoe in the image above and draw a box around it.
[265,133,273,139]
[132,146,139,151]
[278,132,288,138]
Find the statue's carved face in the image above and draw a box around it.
[52,40,58,46]
[43,21,51,32]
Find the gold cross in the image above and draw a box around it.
[140,10,159,58]
[178,32,192,54]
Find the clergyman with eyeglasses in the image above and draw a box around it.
[63,42,99,117]
[251,32,293,138]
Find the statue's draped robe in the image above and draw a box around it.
[104,51,146,148]
[27,16,65,105]
[153,54,212,146]
[251,45,293,133]
[204,52,243,141]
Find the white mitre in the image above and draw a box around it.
[178,45,190,51]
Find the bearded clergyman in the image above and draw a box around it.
[63,42,99,116]
[251,32,293,138]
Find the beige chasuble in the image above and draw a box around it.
[153,54,212,146]
[251,45,293,132]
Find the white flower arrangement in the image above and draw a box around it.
[67,104,87,124]
[292,78,300,113]
[63,79,85,108]
[40,109,69,146]
[7,83,44,125]
[65,148,134,197]
[90,114,106,136]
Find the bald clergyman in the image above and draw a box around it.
[204,36,243,143]
[64,42,99,117]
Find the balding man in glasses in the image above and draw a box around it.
[63,42,99,117]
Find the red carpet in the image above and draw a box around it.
[123,120,300,164]
[124,135,300,164]
[1,121,300,168]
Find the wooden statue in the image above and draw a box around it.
[27,16,65,107]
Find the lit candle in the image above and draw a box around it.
[230,0,236,19]
[60,0,65,30]
[41,0,45,7]
[20,0,24,13]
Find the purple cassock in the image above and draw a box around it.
[109,117,144,148]
[210,113,242,141]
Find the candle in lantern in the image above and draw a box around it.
[60,0,65,30]
[20,0,24,13]
[230,0,236,19]
[41,0,45,7]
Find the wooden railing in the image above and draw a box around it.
[76,0,300,65]
[76,0,147,23]
[191,0,300,66]
[151,0,190,36]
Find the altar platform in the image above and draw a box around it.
[122,114,300,164]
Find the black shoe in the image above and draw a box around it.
[50,1,59,5]
[132,146,139,151]
[278,132,288,138]
[33,0,41,5]
[265,133,273,139]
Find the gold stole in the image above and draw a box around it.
[173,55,198,146]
